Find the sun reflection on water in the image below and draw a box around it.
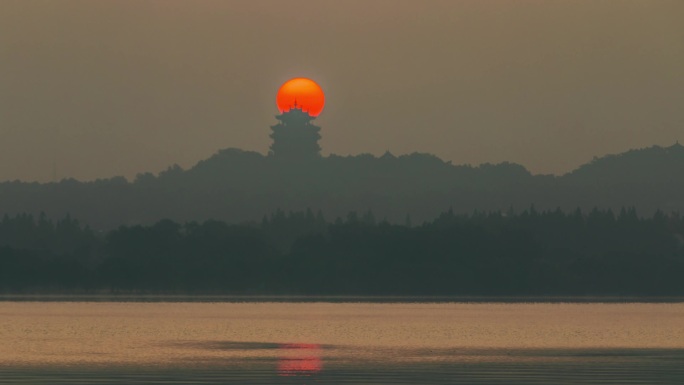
[277,343,323,377]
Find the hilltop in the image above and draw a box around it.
[0,143,682,229]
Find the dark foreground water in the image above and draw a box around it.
[1,301,683,384]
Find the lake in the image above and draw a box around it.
[1,300,683,384]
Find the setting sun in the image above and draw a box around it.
[276,78,325,116]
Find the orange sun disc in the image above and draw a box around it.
[276,78,325,117]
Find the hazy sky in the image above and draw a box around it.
[1,0,682,181]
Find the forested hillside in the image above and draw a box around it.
[1,207,683,295]
[0,144,683,229]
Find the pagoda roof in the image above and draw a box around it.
[276,106,316,121]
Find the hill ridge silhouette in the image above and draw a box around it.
[0,143,682,229]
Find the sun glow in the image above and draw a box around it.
[276,78,325,116]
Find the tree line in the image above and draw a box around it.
[1,207,683,295]
[2,143,684,229]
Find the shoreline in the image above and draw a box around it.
[2,293,683,303]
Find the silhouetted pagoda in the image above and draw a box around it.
[269,102,321,160]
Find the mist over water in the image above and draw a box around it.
[1,301,683,384]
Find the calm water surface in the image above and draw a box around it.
[1,301,683,384]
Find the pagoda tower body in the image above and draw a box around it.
[269,104,321,160]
